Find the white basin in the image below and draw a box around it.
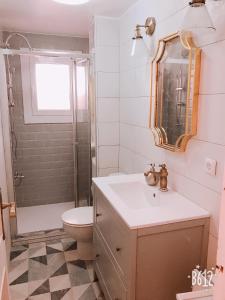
[93,174,210,229]
[109,181,162,209]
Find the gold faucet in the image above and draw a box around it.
[158,164,168,192]
[144,163,168,192]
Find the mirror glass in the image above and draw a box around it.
[151,33,201,152]
[156,36,189,145]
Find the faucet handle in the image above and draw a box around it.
[149,163,155,168]
[159,163,167,169]
[144,163,155,175]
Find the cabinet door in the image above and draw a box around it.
[94,187,135,280]
[93,229,127,300]
[136,225,205,300]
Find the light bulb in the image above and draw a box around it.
[181,1,216,32]
[131,38,149,57]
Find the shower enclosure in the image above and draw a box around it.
[0,33,92,239]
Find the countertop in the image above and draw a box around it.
[92,173,210,229]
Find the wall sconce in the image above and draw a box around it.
[181,0,222,32]
[131,17,156,57]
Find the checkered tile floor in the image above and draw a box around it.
[9,238,103,300]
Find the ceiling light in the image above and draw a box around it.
[53,0,90,5]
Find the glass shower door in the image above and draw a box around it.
[5,54,91,238]
[73,60,91,208]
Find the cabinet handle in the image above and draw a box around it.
[96,213,102,217]
[96,254,100,258]
[116,247,121,252]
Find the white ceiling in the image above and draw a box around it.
[0,0,137,37]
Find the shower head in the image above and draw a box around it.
[4,33,32,50]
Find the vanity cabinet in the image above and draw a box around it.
[93,186,210,300]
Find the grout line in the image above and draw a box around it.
[119,145,158,163]
[169,168,222,195]
[192,137,225,148]
[119,145,223,194]
[96,70,119,74]
[200,36,225,49]
[157,4,189,24]
[199,92,225,96]
[119,122,225,147]
[120,121,148,129]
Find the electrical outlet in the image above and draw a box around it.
[204,158,217,176]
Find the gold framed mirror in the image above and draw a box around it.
[150,32,201,152]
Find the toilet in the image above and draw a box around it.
[62,173,125,260]
[62,206,94,260]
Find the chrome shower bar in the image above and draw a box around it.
[0,48,90,60]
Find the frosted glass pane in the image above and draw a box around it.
[76,66,87,110]
[35,63,70,110]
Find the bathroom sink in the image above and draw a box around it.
[109,181,162,209]
[93,173,210,229]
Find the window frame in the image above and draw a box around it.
[21,55,74,124]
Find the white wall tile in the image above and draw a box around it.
[200,41,225,95]
[95,17,119,47]
[135,65,151,97]
[97,72,119,98]
[98,167,119,177]
[98,146,119,169]
[169,170,221,238]
[98,123,119,146]
[120,123,135,150]
[165,139,225,193]
[120,65,150,98]
[132,153,150,173]
[120,97,149,127]
[119,146,134,174]
[95,46,119,73]
[120,69,136,98]
[197,94,225,145]
[97,98,119,123]
[94,16,120,172]
[120,123,164,163]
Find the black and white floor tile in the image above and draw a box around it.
[9,238,103,300]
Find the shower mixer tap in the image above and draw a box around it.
[14,172,25,180]
[14,172,25,187]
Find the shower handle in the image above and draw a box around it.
[14,172,25,180]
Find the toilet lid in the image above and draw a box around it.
[62,207,93,226]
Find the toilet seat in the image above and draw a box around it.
[62,206,93,227]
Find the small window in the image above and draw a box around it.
[21,55,88,124]
[35,63,71,111]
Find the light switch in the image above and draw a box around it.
[204,158,217,176]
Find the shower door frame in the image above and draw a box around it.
[72,59,92,208]
[0,48,91,239]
